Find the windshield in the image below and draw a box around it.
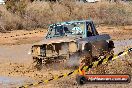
[63,22,84,35]
[46,22,85,38]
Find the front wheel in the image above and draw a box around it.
[33,57,43,70]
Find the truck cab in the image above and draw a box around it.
[46,20,98,39]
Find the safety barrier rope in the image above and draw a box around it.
[80,48,132,73]
[17,70,78,88]
[17,48,132,88]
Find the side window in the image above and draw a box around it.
[87,23,94,37]
[88,24,92,33]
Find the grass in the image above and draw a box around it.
[0,1,132,31]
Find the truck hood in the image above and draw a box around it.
[34,37,77,45]
[34,34,110,45]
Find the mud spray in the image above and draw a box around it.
[67,52,80,67]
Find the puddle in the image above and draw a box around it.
[114,39,132,47]
[114,39,132,54]
[0,44,32,63]
[0,76,33,88]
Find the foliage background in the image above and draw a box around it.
[0,0,132,31]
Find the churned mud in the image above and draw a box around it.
[0,26,131,88]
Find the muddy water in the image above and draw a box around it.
[0,39,131,87]
[0,44,34,87]
[0,44,32,63]
[114,39,132,54]
[0,76,33,88]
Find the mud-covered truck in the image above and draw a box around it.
[31,20,114,69]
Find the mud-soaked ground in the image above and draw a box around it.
[0,26,131,88]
